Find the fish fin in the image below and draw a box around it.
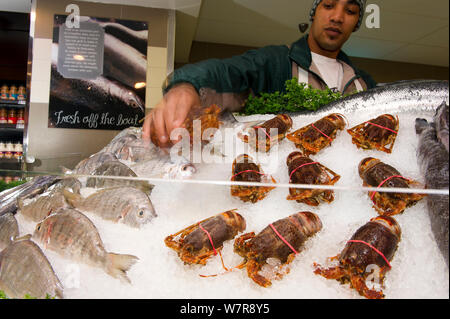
[13,234,32,242]
[138,182,155,195]
[17,197,25,211]
[62,188,82,207]
[107,253,139,284]
[60,166,73,174]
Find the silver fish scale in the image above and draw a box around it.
[416,117,449,266]
[74,187,156,227]
[0,239,63,299]
[289,80,449,118]
[19,190,67,223]
[34,208,108,267]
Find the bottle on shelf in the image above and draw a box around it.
[0,141,5,159]
[7,108,17,124]
[0,107,7,124]
[9,85,17,101]
[17,85,26,101]
[0,84,8,100]
[13,142,23,160]
[4,142,14,159]
[17,109,25,125]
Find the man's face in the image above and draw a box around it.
[310,0,360,53]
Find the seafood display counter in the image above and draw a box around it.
[0,80,448,299]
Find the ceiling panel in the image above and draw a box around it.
[342,36,405,60]
[414,26,449,48]
[383,43,449,67]
[368,0,449,19]
[355,11,448,43]
[195,17,300,47]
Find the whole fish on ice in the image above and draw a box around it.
[86,160,154,195]
[309,80,449,116]
[33,208,139,283]
[0,238,63,299]
[415,115,449,267]
[100,134,151,162]
[70,152,118,175]
[63,186,156,228]
[18,190,68,223]
[99,126,197,178]
[233,80,449,122]
[130,154,197,179]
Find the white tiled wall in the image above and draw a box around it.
[30,38,52,104]
[146,46,168,109]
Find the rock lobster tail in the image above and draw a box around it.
[292,211,323,237]
[358,157,379,178]
[234,211,322,287]
[224,209,246,233]
[370,215,402,239]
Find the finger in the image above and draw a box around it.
[141,111,153,140]
[173,101,194,128]
[153,107,169,148]
[163,97,176,142]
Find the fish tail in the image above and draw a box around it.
[106,253,139,284]
[62,188,82,207]
[139,182,155,196]
[17,197,24,210]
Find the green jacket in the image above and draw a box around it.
[164,34,376,111]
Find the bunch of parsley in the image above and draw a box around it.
[241,78,345,115]
[0,179,26,193]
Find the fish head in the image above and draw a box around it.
[165,162,197,179]
[415,118,430,135]
[123,203,157,228]
[33,220,46,241]
[124,91,145,113]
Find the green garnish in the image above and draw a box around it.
[241,78,347,115]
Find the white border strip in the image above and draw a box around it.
[68,173,449,195]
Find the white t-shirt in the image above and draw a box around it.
[310,52,343,91]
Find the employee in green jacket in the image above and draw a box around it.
[143,0,376,147]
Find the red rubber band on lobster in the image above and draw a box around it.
[269,223,299,255]
[370,175,411,200]
[231,170,266,180]
[198,223,218,256]
[253,126,271,140]
[347,240,392,268]
[289,162,319,181]
[311,123,333,142]
[365,122,398,134]
[198,223,243,278]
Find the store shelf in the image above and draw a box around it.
[0,123,24,129]
[0,158,23,170]
[0,100,26,108]
[0,158,22,165]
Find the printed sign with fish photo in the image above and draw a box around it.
[48,15,147,130]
